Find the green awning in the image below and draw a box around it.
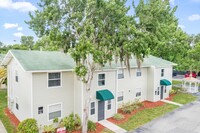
[96,89,114,101]
[160,79,171,86]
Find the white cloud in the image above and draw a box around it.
[13,32,24,38]
[178,24,185,29]
[3,23,18,29]
[188,14,200,21]
[17,27,23,31]
[169,0,175,5]
[0,0,37,12]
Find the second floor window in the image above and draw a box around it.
[98,74,105,86]
[161,69,164,77]
[118,69,124,79]
[48,72,61,87]
[136,69,141,77]
[15,70,18,82]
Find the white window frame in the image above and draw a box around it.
[47,72,62,88]
[47,102,62,121]
[15,70,18,82]
[117,91,123,102]
[90,101,95,115]
[155,87,160,95]
[136,69,141,77]
[107,100,111,110]
[38,106,43,114]
[117,69,124,79]
[97,73,105,86]
[136,88,141,97]
[161,69,164,77]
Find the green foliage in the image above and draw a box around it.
[43,124,55,133]
[172,93,197,104]
[113,113,125,120]
[87,120,96,131]
[60,113,81,132]
[121,100,143,114]
[0,90,16,133]
[53,118,59,123]
[119,104,178,131]
[20,36,35,49]
[17,118,39,133]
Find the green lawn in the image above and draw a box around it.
[172,80,182,85]
[0,90,16,133]
[172,93,197,104]
[119,104,178,131]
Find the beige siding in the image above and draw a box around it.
[147,67,155,101]
[117,68,148,107]
[7,58,32,121]
[32,71,74,126]
[87,70,117,122]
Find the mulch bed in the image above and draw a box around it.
[64,123,105,133]
[4,108,20,127]
[107,100,166,125]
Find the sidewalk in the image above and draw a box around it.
[0,120,7,133]
[99,120,127,133]
[161,99,183,106]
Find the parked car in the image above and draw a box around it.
[184,71,197,78]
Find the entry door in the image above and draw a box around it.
[98,101,105,121]
[160,86,164,99]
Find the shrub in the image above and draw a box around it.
[121,104,133,114]
[17,118,39,133]
[134,99,144,107]
[43,124,55,133]
[53,118,59,123]
[60,113,81,132]
[113,113,124,120]
[87,120,96,131]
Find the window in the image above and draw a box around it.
[15,70,18,82]
[136,69,141,77]
[118,91,123,102]
[16,103,19,110]
[155,87,160,95]
[118,69,124,79]
[164,87,167,93]
[136,88,141,97]
[38,107,43,114]
[161,69,164,77]
[98,74,105,86]
[107,100,111,110]
[48,103,61,120]
[48,72,61,87]
[90,102,95,115]
[15,97,19,110]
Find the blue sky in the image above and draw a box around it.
[0,0,200,45]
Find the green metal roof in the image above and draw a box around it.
[160,79,172,86]
[7,50,176,71]
[96,89,114,101]
[10,50,76,71]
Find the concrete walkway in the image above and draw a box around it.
[99,120,127,133]
[0,120,7,133]
[161,99,183,106]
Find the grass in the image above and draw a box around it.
[172,93,197,104]
[172,80,182,85]
[101,128,114,133]
[0,90,16,133]
[118,104,178,131]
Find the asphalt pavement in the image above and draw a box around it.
[129,96,200,133]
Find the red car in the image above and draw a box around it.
[185,71,197,78]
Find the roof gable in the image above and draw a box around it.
[1,50,176,71]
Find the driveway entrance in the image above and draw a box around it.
[130,100,200,133]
